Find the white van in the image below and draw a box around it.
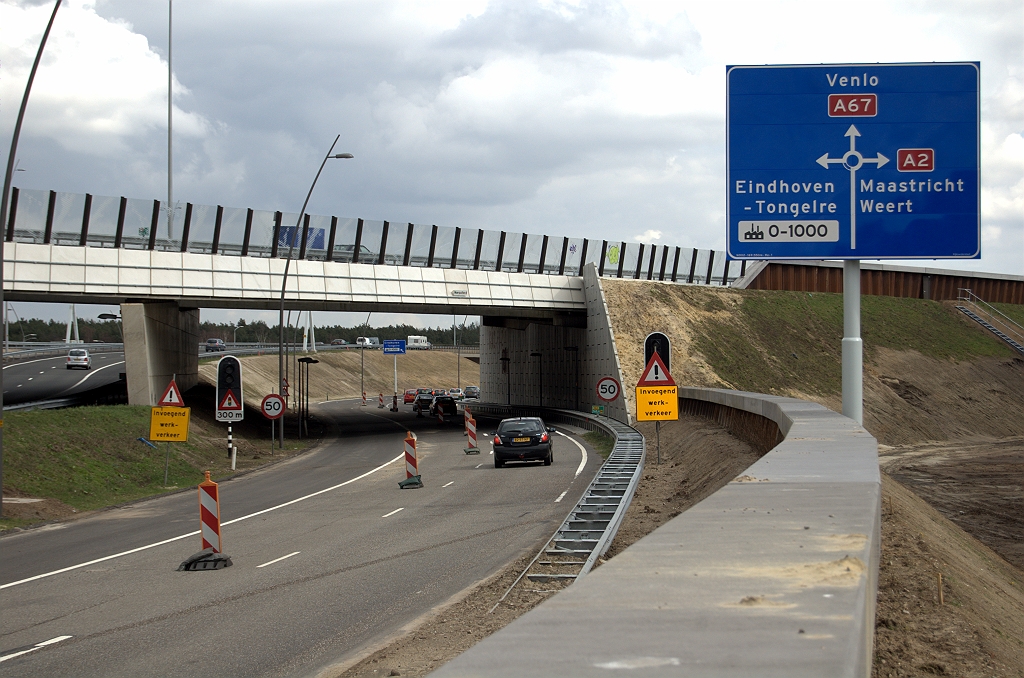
[356,336,380,348]
[407,335,431,350]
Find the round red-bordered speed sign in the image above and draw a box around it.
[261,394,286,420]
[595,376,622,402]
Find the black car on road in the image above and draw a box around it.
[492,417,554,468]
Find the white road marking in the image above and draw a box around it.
[442,481,454,488]
[556,431,588,479]
[475,464,482,468]
[0,453,405,590]
[0,635,73,663]
[256,551,300,568]
[2,356,66,370]
[27,377,33,381]
[381,507,405,518]
[555,490,568,503]
[56,361,125,394]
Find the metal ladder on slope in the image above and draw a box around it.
[955,288,1024,356]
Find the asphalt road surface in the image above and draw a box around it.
[2,351,126,406]
[0,400,603,677]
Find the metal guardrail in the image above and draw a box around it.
[467,404,644,590]
[956,288,1024,353]
[2,342,125,363]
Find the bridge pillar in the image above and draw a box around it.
[121,302,200,406]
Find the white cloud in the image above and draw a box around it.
[0,0,210,157]
[1,0,1020,279]
[634,228,662,241]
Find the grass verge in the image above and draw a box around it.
[690,290,1015,397]
[1,397,318,531]
[583,430,615,459]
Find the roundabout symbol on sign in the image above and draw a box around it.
[261,394,286,420]
[596,376,621,402]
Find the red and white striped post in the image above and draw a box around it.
[464,417,480,454]
[198,470,223,553]
[362,391,367,407]
[463,405,472,436]
[399,432,423,489]
[378,393,385,409]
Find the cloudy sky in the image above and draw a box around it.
[2,0,1021,327]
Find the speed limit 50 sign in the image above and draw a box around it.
[261,394,286,420]
[596,376,621,402]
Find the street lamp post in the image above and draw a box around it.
[298,356,318,438]
[98,313,123,343]
[278,136,353,448]
[530,351,542,408]
[0,0,63,518]
[564,346,579,411]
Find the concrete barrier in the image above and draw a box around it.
[431,388,880,677]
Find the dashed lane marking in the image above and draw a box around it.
[0,635,73,663]
[1,453,404,590]
[256,552,300,568]
[382,507,405,518]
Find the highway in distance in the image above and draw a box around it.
[0,400,604,677]
[2,351,126,406]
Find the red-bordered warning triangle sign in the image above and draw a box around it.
[158,379,184,407]
[637,352,675,387]
[218,390,242,410]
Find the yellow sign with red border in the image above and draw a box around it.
[150,406,191,442]
[635,352,678,421]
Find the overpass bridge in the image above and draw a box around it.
[3,186,737,409]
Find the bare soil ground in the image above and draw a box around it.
[874,474,1024,677]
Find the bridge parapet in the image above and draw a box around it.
[5,186,742,286]
[430,388,880,677]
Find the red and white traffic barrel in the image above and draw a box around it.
[399,432,423,489]
[464,417,479,455]
[198,470,223,553]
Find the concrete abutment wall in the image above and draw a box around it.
[479,263,630,424]
[122,302,199,406]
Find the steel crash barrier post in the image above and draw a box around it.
[464,417,479,454]
[178,471,233,571]
[399,431,423,489]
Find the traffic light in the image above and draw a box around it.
[216,355,244,421]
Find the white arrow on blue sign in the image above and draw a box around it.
[727,62,979,260]
[382,340,406,355]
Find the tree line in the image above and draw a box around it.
[3,316,479,346]
[203,320,480,346]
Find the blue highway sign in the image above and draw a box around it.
[382,339,406,355]
[727,62,979,260]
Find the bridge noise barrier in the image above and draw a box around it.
[178,471,233,571]
[464,417,480,455]
[399,432,423,489]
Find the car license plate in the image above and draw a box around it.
[513,437,530,443]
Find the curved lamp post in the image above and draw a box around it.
[278,136,352,447]
[0,0,63,516]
